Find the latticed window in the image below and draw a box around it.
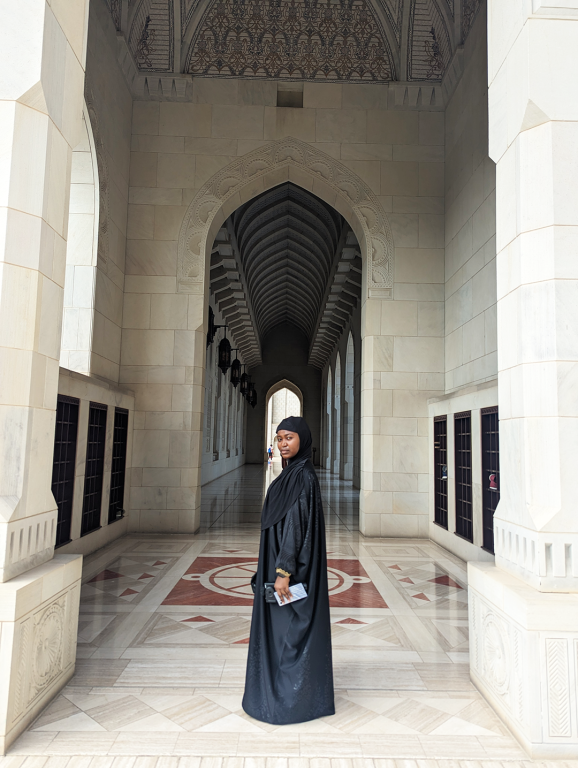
[481,406,500,553]
[433,416,448,529]
[81,402,107,536]
[52,395,80,548]
[108,407,129,524]
[454,411,473,542]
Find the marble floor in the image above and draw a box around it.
[4,463,566,767]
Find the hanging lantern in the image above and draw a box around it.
[218,332,232,374]
[240,371,250,397]
[249,388,258,409]
[206,306,216,348]
[230,357,241,387]
[247,381,255,406]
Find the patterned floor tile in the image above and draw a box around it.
[13,466,529,762]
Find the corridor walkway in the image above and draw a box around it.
[5,465,531,764]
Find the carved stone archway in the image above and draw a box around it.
[177,137,394,300]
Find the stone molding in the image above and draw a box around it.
[389,81,444,110]
[494,519,578,593]
[177,137,394,299]
[210,227,262,367]
[0,510,57,583]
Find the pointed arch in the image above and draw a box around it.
[265,379,304,411]
[265,380,304,457]
[177,137,394,301]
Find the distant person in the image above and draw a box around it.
[243,416,334,725]
[267,444,273,462]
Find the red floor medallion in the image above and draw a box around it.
[162,556,388,608]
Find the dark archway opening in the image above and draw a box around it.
[203,181,362,483]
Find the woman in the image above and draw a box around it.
[242,416,334,724]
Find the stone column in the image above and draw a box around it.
[468,1,578,757]
[0,0,88,753]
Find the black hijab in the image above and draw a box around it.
[260,416,313,530]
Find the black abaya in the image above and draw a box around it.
[242,459,335,724]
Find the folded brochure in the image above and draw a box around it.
[274,582,308,606]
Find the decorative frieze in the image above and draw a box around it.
[0,511,57,583]
[494,519,578,592]
[185,0,395,82]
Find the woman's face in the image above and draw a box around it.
[277,430,300,459]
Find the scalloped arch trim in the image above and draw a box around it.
[177,137,394,299]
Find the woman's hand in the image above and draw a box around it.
[275,575,292,604]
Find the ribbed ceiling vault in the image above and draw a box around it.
[209,183,362,370]
[234,184,343,342]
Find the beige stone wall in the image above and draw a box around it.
[123,78,445,534]
[444,7,497,394]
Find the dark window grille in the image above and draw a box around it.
[433,416,448,529]
[455,411,473,542]
[81,402,107,536]
[481,406,500,553]
[52,395,80,548]
[108,408,129,523]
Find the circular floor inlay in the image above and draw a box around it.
[182,561,370,599]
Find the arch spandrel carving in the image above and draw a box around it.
[177,137,394,300]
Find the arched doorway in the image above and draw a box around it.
[265,380,304,460]
[122,136,397,536]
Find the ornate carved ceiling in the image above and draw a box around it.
[209,183,361,369]
[106,0,481,83]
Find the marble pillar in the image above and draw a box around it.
[469,1,578,757]
[0,0,88,753]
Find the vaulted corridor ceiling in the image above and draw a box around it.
[107,0,481,83]
[233,184,343,341]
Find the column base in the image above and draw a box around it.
[0,554,82,755]
[469,561,578,759]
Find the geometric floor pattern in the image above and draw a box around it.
[4,462,554,765]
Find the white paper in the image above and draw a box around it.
[274,582,308,606]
